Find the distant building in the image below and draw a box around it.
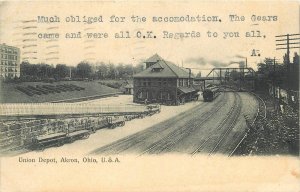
[123,83,133,94]
[0,44,21,79]
[133,54,198,105]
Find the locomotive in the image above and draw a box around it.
[202,85,220,102]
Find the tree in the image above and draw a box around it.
[123,64,134,79]
[39,63,54,79]
[108,63,116,79]
[257,58,287,87]
[77,62,92,78]
[133,63,144,74]
[55,64,69,79]
[116,63,124,78]
[96,62,108,79]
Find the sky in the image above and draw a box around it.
[0,1,299,74]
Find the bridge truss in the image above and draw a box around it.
[194,67,256,91]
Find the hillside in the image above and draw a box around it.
[0,81,120,103]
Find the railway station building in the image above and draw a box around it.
[0,44,21,80]
[133,54,199,105]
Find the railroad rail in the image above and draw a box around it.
[137,93,229,155]
[191,92,242,156]
[139,96,227,155]
[91,95,226,155]
[228,92,267,157]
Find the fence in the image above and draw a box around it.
[0,103,148,117]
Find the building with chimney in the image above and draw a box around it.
[0,44,21,79]
[133,54,199,105]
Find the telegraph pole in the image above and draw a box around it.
[273,57,276,110]
[275,34,300,93]
[266,57,279,110]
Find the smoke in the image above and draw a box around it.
[186,55,246,68]
[185,57,235,68]
[234,54,245,59]
[210,60,231,67]
[185,57,206,65]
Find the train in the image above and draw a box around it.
[202,85,220,102]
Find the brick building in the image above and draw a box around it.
[0,44,21,79]
[133,54,198,105]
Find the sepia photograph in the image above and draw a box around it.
[0,1,299,191]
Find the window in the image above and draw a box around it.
[184,79,189,86]
[152,68,162,72]
[163,79,167,85]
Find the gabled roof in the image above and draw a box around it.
[134,56,193,78]
[145,53,163,63]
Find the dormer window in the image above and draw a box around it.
[151,63,164,72]
[152,67,163,72]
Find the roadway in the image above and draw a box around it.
[92,91,259,156]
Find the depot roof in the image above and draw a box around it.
[134,54,193,79]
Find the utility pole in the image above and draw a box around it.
[69,67,72,79]
[273,57,276,111]
[275,33,300,104]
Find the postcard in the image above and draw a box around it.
[0,1,299,191]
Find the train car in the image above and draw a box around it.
[202,86,220,102]
[66,129,90,143]
[107,116,125,129]
[32,132,67,150]
[146,104,161,116]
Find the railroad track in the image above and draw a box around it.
[191,92,242,156]
[139,95,227,155]
[139,93,229,155]
[93,93,228,155]
[91,99,214,154]
[228,92,266,157]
